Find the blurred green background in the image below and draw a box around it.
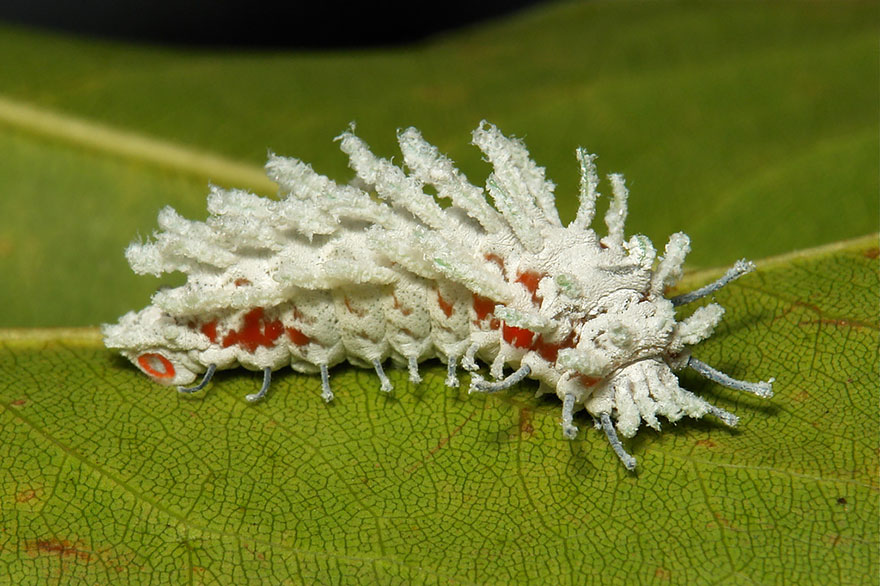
[0,0,876,327]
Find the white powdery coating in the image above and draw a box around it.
[103,120,752,446]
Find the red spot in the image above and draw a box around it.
[533,332,576,363]
[579,375,601,387]
[286,327,310,346]
[392,293,412,316]
[137,353,175,379]
[502,324,535,349]
[437,291,454,318]
[472,294,495,322]
[484,253,505,272]
[234,278,251,286]
[221,308,284,352]
[344,297,365,317]
[200,321,218,343]
[515,270,544,305]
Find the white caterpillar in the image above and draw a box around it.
[103,122,773,470]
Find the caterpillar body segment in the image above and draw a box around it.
[103,122,773,470]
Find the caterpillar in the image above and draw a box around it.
[103,121,774,470]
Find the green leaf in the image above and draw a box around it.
[0,0,876,326]
[1,236,876,583]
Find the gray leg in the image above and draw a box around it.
[319,364,334,403]
[246,367,272,403]
[600,413,637,471]
[469,364,531,394]
[445,356,459,388]
[178,363,216,394]
[561,393,578,439]
[706,404,739,427]
[407,356,422,384]
[373,359,393,393]
[688,357,774,398]
[461,343,480,371]
[671,259,755,306]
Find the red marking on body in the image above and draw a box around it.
[472,294,495,321]
[533,332,577,363]
[137,353,175,379]
[392,293,412,316]
[286,327,310,346]
[436,291,454,318]
[502,324,535,348]
[221,307,284,352]
[515,270,544,305]
[484,253,505,272]
[344,297,366,317]
[200,321,218,343]
[578,375,602,387]
[234,278,251,287]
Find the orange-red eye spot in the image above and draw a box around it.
[137,353,176,379]
[437,291,454,318]
[234,278,251,287]
[502,324,535,349]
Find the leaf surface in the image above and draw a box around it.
[1,237,876,584]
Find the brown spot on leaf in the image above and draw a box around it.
[836,497,847,506]
[10,398,27,406]
[25,538,92,562]
[15,488,38,503]
[519,407,534,437]
[695,439,716,449]
[863,247,879,259]
[792,390,811,402]
[654,567,671,580]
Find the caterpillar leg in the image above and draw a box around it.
[246,367,272,403]
[373,360,393,393]
[469,364,531,394]
[687,357,774,398]
[445,356,459,388]
[600,413,637,471]
[178,363,216,394]
[461,343,480,371]
[320,363,334,403]
[489,352,506,380]
[561,393,578,439]
[706,403,739,427]
[407,356,423,384]
[671,260,755,306]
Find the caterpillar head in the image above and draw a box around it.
[102,305,203,386]
[519,230,721,390]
